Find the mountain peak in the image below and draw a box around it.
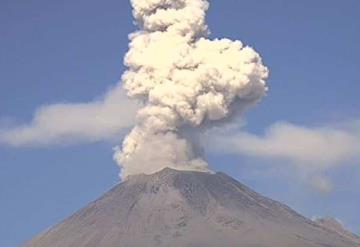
[315,217,360,244]
[126,167,213,182]
[24,169,360,247]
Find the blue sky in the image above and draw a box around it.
[1,0,360,246]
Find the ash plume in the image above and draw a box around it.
[115,0,269,179]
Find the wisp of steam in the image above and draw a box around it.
[114,0,269,179]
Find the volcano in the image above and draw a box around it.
[23,168,360,247]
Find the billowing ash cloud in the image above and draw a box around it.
[114,0,269,179]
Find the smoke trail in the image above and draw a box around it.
[114,0,269,179]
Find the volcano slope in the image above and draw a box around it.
[23,168,360,247]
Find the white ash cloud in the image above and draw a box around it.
[115,0,269,179]
[0,84,138,146]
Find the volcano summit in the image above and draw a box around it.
[23,168,360,247]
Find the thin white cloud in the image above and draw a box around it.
[310,176,334,194]
[208,121,360,169]
[206,121,360,192]
[0,84,138,146]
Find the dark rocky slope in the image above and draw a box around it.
[24,168,360,247]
